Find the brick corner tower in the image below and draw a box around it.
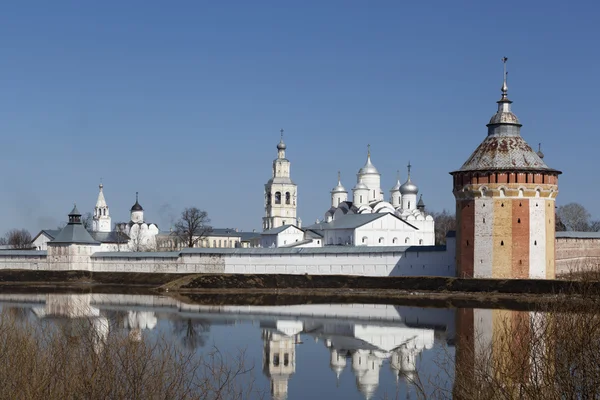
[450,58,561,279]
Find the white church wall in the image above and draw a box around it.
[32,233,53,251]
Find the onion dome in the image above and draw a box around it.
[331,171,347,193]
[358,145,379,175]
[130,192,143,211]
[417,194,425,211]
[400,162,419,195]
[277,128,286,150]
[390,170,401,192]
[353,179,369,191]
[537,143,545,159]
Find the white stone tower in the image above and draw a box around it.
[331,171,348,207]
[263,130,298,231]
[92,182,111,232]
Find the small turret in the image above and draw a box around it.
[331,171,348,207]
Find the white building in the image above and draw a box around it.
[115,193,159,251]
[316,149,435,246]
[263,130,299,231]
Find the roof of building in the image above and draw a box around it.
[90,231,130,244]
[262,225,302,235]
[32,229,62,242]
[453,133,559,173]
[305,212,417,231]
[555,231,600,239]
[0,250,46,256]
[91,251,180,259]
[278,239,315,248]
[304,229,324,239]
[130,192,143,211]
[50,206,100,245]
[358,151,379,175]
[452,66,561,175]
[179,245,410,256]
[239,232,261,241]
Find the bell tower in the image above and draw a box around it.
[263,129,298,231]
[450,58,561,279]
[92,181,111,232]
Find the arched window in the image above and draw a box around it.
[392,237,398,244]
[360,195,363,203]
[405,237,410,244]
[408,201,411,209]
[362,236,368,244]
[337,237,342,245]
[419,239,423,244]
[266,192,271,205]
[378,237,384,244]
[213,240,216,247]
[285,192,291,205]
[275,192,281,204]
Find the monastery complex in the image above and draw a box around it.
[4,59,596,279]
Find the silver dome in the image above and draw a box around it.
[277,140,286,150]
[353,181,369,191]
[390,179,401,192]
[399,177,418,195]
[358,155,379,175]
[332,183,347,193]
[488,111,520,125]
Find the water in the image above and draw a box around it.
[0,293,457,399]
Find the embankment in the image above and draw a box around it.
[0,270,600,298]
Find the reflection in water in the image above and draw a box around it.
[0,293,456,399]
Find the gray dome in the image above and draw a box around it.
[277,140,286,150]
[332,182,347,193]
[400,178,418,195]
[358,155,379,175]
[353,181,368,191]
[488,111,521,125]
[390,180,401,192]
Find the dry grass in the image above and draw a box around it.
[0,309,263,400]
[403,292,600,399]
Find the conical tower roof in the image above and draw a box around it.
[51,204,100,245]
[452,57,560,175]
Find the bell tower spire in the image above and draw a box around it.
[92,180,111,232]
[264,129,298,231]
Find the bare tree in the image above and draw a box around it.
[591,220,600,232]
[113,224,129,252]
[557,203,593,232]
[128,224,154,252]
[0,237,7,246]
[172,318,211,351]
[174,207,212,248]
[81,212,93,231]
[431,210,456,245]
[6,229,32,249]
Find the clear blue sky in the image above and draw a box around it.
[1,1,598,234]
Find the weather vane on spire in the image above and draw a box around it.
[280,128,284,140]
[501,56,509,99]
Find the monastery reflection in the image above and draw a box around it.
[1,294,456,400]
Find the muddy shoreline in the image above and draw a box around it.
[0,270,598,310]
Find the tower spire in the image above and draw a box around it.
[501,56,508,100]
[337,170,341,184]
[407,161,412,178]
[367,144,371,158]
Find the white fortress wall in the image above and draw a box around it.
[0,246,457,277]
